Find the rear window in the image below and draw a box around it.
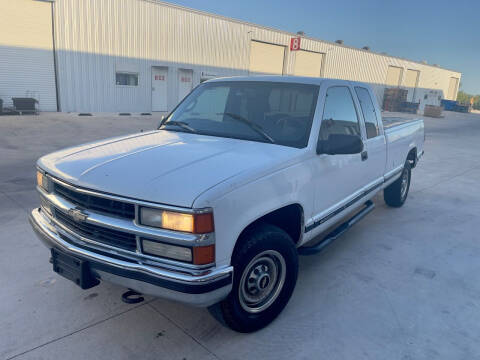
[355,87,380,139]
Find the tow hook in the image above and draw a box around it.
[121,289,144,304]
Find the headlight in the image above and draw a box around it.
[36,170,49,192]
[139,207,214,234]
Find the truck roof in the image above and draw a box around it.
[207,75,371,88]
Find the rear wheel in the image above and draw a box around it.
[384,160,411,207]
[220,223,298,333]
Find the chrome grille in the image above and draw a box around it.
[54,209,137,252]
[54,182,135,219]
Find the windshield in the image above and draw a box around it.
[160,81,320,148]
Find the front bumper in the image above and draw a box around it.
[29,208,233,307]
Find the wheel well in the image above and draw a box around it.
[407,148,417,168]
[237,204,304,246]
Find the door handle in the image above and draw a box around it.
[361,151,368,161]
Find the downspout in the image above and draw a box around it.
[48,0,61,111]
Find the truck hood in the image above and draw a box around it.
[38,130,301,208]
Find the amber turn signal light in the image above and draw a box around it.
[193,244,215,265]
[193,212,214,234]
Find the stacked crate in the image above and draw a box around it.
[424,105,443,117]
[383,88,408,112]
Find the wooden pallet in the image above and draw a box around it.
[424,105,443,118]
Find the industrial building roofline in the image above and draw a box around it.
[143,0,459,74]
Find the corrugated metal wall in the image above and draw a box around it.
[0,0,57,111]
[53,0,462,113]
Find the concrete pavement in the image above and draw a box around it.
[1,111,479,359]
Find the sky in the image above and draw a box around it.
[168,0,480,94]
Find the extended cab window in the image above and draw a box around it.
[319,86,360,141]
[355,87,379,139]
[163,81,319,148]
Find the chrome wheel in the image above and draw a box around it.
[400,168,409,199]
[239,250,286,313]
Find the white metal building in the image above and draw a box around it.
[0,0,462,113]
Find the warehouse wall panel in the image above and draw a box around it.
[53,0,462,113]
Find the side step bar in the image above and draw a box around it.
[298,200,375,256]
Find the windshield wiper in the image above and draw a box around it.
[218,112,275,144]
[161,120,197,133]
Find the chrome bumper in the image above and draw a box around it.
[29,208,233,307]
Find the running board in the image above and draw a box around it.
[298,200,375,256]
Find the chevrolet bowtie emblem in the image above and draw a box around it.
[67,208,89,222]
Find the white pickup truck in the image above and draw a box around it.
[30,76,424,332]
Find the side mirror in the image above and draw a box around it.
[317,134,363,155]
[156,115,166,129]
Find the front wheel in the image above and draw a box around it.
[384,160,411,207]
[220,223,298,333]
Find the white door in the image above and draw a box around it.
[152,67,168,111]
[178,69,193,102]
[313,85,372,218]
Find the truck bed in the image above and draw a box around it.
[382,116,425,180]
[382,116,422,129]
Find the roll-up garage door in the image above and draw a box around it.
[0,0,57,111]
[447,77,459,100]
[294,50,324,77]
[249,41,285,75]
[385,66,403,87]
[405,69,420,88]
[405,69,420,101]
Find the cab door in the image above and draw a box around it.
[353,86,386,186]
[309,84,371,234]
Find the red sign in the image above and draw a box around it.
[181,77,191,83]
[290,37,301,51]
[154,75,165,81]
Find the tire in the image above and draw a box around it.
[220,223,298,333]
[384,160,411,207]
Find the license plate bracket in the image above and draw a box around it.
[51,248,99,289]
